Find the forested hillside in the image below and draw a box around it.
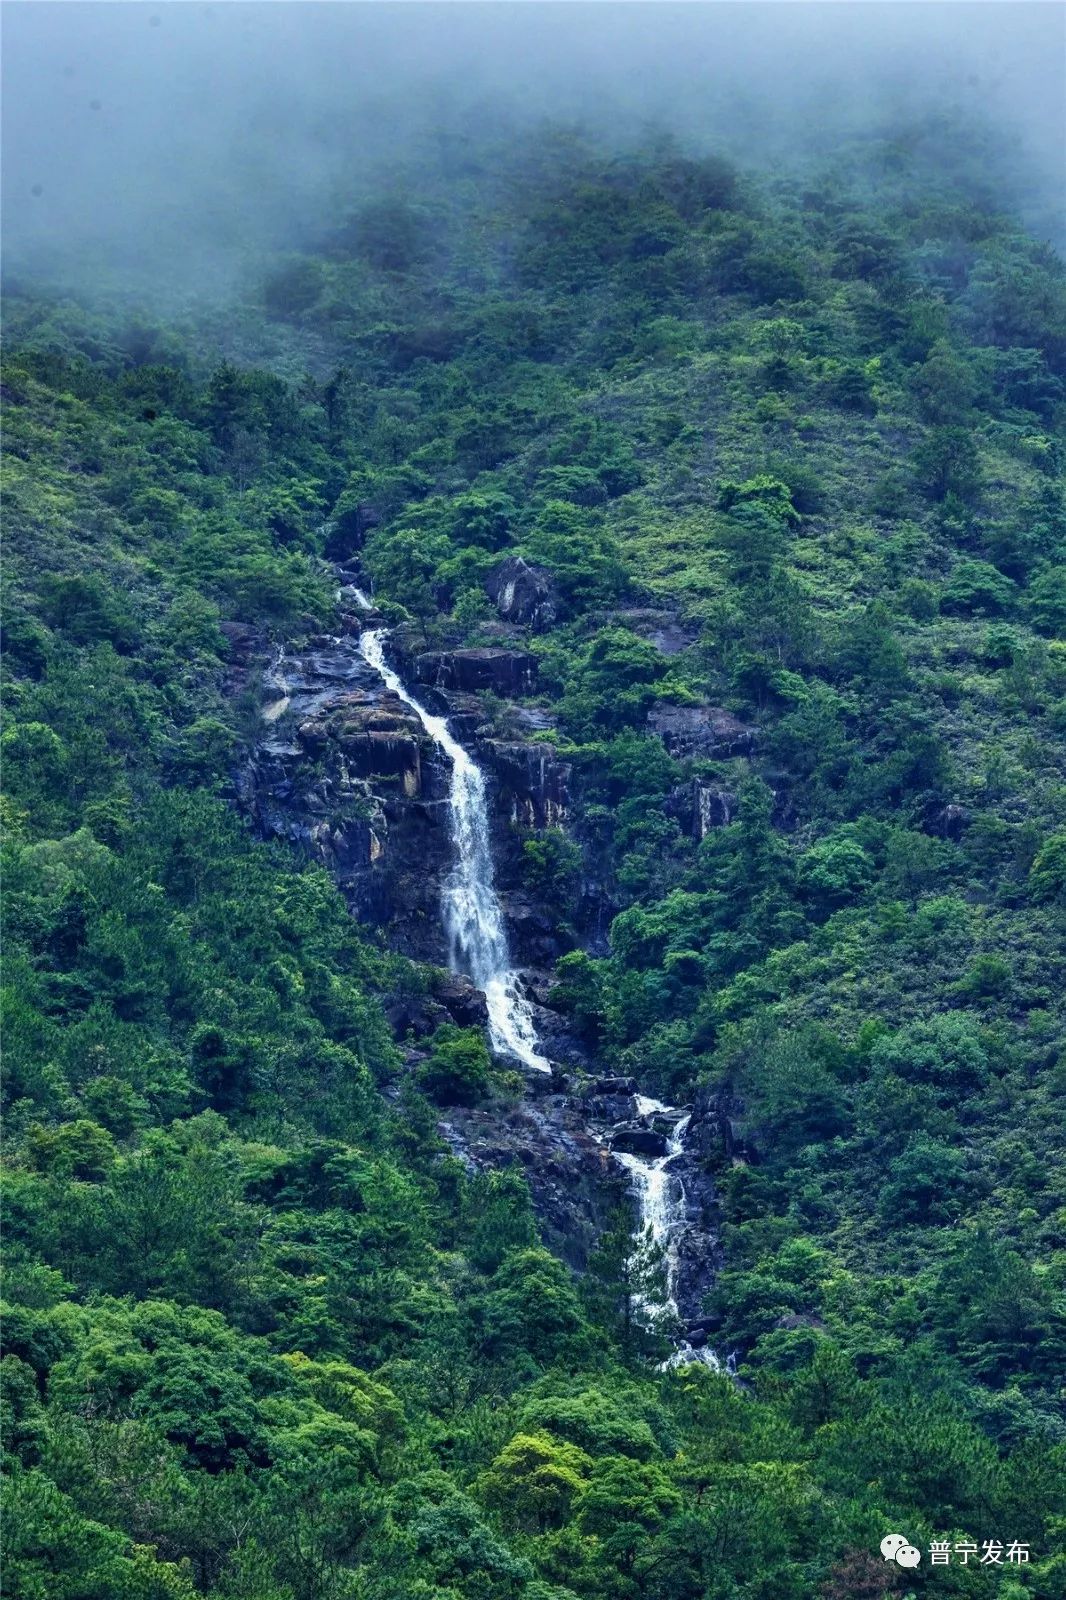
[3,106,1066,1599]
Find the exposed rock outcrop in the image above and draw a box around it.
[243,631,571,969]
[611,607,698,656]
[648,703,757,759]
[436,1096,626,1272]
[434,972,490,1027]
[485,555,558,630]
[238,635,455,962]
[667,779,737,839]
[484,739,569,829]
[415,647,539,697]
[238,598,725,1350]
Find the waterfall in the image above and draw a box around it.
[613,1094,720,1370]
[353,609,550,1074]
[347,588,718,1366]
[611,1095,689,1317]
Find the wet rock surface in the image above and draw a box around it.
[610,1125,671,1158]
[414,647,539,697]
[437,1095,624,1272]
[241,630,564,965]
[485,555,558,630]
[238,593,724,1348]
[238,634,454,961]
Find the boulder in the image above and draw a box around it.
[685,1314,724,1337]
[586,1091,637,1124]
[648,704,756,759]
[415,648,538,697]
[485,556,558,630]
[434,972,489,1028]
[610,1125,670,1158]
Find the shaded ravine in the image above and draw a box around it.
[344,597,723,1363]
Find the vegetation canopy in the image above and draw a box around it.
[2,15,1065,1599]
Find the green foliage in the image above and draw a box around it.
[4,110,1066,1600]
[418,1025,493,1107]
[941,559,1017,617]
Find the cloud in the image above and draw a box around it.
[3,2,1062,300]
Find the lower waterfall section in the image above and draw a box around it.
[613,1096,722,1370]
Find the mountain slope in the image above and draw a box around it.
[3,115,1065,1599]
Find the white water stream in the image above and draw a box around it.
[611,1095,691,1314]
[351,596,549,1073]
[342,589,718,1364]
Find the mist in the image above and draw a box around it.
[3,1,1064,307]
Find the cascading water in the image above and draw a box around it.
[346,587,719,1366]
[611,1095,689,1317]
[613,1094,721,1370]
[352,598,549,1073]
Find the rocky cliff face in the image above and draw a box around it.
[240,631,572,967]
[237,603,725,1353]
[239,636,455,961]
[415,646,540,697]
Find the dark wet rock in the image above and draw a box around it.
[585,1090,637,1123]
[219,620,267,699]
[686,1314,724,1337]
[648,704,756,759]
[243,628,581,969]
[528,1004,593,1073]
[610,1125,670,1158]
[498,892,566,968]
[307,694,425,792]
[667,779,737,839]
[434,972,490,1028]
[932,803,969,838]
[432,692,486,742]
[415,648,539,697]
[668,1155,724,1323]
[483,740,569,829]
[438,1097,626,1271]
[684,1084,760,1164]
[512,706,558,735]
[384,992,453,1041]
[485,555,558,630]
[239,636,456,963]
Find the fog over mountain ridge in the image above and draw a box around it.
[3,2,1063,305]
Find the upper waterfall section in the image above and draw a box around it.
[354,608,551,1074]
